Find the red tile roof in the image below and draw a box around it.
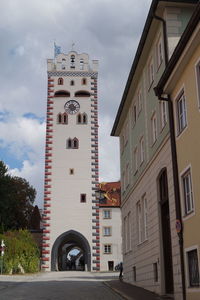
[98,181,121,207]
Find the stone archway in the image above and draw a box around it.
[51,230,91,271]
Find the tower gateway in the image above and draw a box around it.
[41,49,99,272]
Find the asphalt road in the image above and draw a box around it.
[0,271,124,300]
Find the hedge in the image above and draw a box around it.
[0,230,40,274]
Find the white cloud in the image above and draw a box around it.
[0,116,45,160]
[0,115,45,206]
[0,0,152,207]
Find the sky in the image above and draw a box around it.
[0,0,152,207]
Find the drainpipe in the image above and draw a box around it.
[153,15,186,300]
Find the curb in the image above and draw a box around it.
[104,281,134,300]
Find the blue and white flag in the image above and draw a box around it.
[54,42,61,57]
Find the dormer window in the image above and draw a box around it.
[70,55,75,68]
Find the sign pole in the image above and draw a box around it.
[0,240,5,275]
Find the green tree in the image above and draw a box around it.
[0,160,36,231]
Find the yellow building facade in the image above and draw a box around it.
[156,7,200,299]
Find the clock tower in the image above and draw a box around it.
[41,49,99,272]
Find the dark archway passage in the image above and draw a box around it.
[51,230,91,271]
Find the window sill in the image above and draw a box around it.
[124,250,132,256]
[137,238,148,247]
[140,160,144,167]
[159,125,167,135]
[137,109,142,118]
[148,80,154,92]
[156,61,163,73]
[132,122,136,129]
[183,210,195,220]
[187,286,200,290]
[151,139,157,148]
[176,125,187,138]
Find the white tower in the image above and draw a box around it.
[41,49,99,272]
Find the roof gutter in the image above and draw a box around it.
[153,15,186,300]
[157,94,186,300]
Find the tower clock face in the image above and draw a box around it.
[64,100,80,115]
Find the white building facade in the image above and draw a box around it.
[100,207,122,271]
[41,50,100,272]
[111,1,198,299]
[98,182,122,271]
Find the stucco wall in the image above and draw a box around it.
[170,43,200,300]
[122,137,182,300]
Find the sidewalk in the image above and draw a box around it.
[104,280,173,300]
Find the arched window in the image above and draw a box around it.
[57,113,62,124]
[80,59,84,70]
[54,90,70,97]
[73,138,79,149]
[77,114,82,124]
[63,113,68,124]
[74,90,90,97]
[67,138,72,148]
[77,113,87,124]
[83,113,87,124]
[70,55,75,68]
[67,138,79,149]
[82,78,87,85]
[70,80,75,86]
[58,78,63,85]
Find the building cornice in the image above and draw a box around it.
[48,71,98,78]
[155,2,200,96]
